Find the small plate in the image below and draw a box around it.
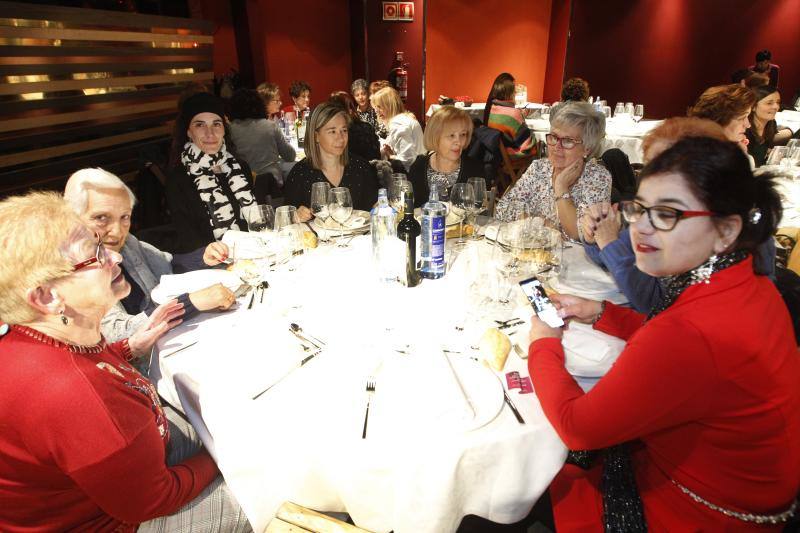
[312,209,370,233]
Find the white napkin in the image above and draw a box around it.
[221,230,273,259]
[322,215,367,230]
[153,270,242,303]
[562,322,625,377]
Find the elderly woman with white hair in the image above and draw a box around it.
[64,168,236,350]
[495,101,611,239]
[0,191,252,531]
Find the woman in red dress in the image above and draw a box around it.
[528,137,799,531]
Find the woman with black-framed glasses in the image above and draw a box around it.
[527,138,798,531]
[495,102,610,239]
[0,192,252,531]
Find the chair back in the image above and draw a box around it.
[601,148,637,203]
[497,138,534,197]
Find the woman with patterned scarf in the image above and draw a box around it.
[166,93,257,253]
[527,138,799,531]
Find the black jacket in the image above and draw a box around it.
[407,152,485,207]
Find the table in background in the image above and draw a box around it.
[151,234,623,532]
[777,110,800,134]
[426,102,544,120]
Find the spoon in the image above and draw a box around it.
[290,323,326,347]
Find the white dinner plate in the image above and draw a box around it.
[312,209,370,233]
[413,208,463,227]
[151,269,243,305]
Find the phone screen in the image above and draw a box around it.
[518,277,564,328]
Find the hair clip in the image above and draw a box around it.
[748,208,762,224]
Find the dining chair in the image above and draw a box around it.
[266,501,373,533]
[497,138,535,197]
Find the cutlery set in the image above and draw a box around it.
[251,324,327,400]
[246,281,269,310]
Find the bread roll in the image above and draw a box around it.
[479,327,511,371]
[302,231,318,249]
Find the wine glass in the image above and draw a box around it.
[274,205,302,267]
[310,181,331,239]
[243,204,275,234]
[614,102,625,118]
[633,104,644,123]
[624,102,634,116]
[328,187,353,246]
[466,177,487,239]
[490,224,517,308]
[389,178,412,222]
[449,183,474,246]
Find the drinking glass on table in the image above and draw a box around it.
[274,206,302,266]
[310,181,331,238]
[490,224,517,307]
[466,177,488,239]
[450,182,474,246]
[389,178,412,222]
[243,204,275,233]
[614,102,625,118]
[328,187,353,246]
[633,104,644,123]
[625,102,635,116]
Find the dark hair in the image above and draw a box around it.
[483,72,515,125]
[748,85,780,146]
[329,90,358,118]
[170,93,234,166]
[229,89,267,121]
[731,68,752,84]
[641,137,782,256]
[744,72,770,89]
[289,80,311,98]
[755,49,771,63]
[561,77,590,102]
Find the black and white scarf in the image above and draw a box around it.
[181,141,256,240]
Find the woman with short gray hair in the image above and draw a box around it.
[351,78,386,138]
[496,101,611,239]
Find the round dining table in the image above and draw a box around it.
[150,225,625,532]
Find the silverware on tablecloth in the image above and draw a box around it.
[513,344,526,358]
[247,289,256,309]
[362,377,376,439]
[290,323,326,347]
[251,349,321,400]
[498,320,525,330]
[162,340,198,358]
[503,389,525,424]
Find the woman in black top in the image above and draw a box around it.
[284,102,379,218]
[745,85,793,166]
[166,93,257,253]
[407,106,484,207]
[329,91,381,161]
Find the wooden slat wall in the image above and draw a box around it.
[0,1,214,196]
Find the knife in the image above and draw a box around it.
[252,350,321,400]
[503,389,525,424]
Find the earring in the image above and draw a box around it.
[59,309,68,325]
[691,254,717,285]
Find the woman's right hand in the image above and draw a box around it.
[297,205,312,222]
[189,284,236,312]
[553,159,584,196]
[550,293,604,324]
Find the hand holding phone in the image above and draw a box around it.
[519,276,564,328]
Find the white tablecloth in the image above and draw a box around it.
[777,110,800,134]
[527,117,663,165]
[152,235,623,532]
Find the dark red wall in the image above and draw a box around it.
[365,0,424,118]
[542,0,571,103]
[565,0,800,119]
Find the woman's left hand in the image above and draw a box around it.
[128,299,184,357]
[203,241,229,266]
[553,159,584,196]
[297,205,313,222]
[381,144,395,158]
[528,313,564,345]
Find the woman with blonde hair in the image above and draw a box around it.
[0,191,251,531]
[407,106,484,206]
[371,86,424,171]
[284,102,379,219]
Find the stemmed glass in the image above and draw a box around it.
[274,205,303,267]
[243,204,275,234]
[328,187,353,247]
[310,181,331,239]
[489,224,517,309]
[449,182,474,246]
[466,177,487,239]
[614,102,625,118]
[389,178,412,222]
[633,104,644,123]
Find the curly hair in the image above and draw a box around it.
[561,77,590,102]
[229,89,267,121]
[687,84,756,127]
[256,82,280,107]
[329,90,358,118]
[289,80,311,99]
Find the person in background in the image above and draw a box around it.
[0,191,252,532]
[351,78,386,138]
[579,117,780,313]
[495,101,610,239]
[256,82,283,121]
[229,89,296,187]
[407,106,484,207]
[687,84,756,160]
[166,92,257,253]
[64,168,234,350]
[529,137,798,531]
[329,90,380,161]
[551,77,592,120]
[371,86,425,171]
[745,85,793,166]
[483,72,535,159]
[284,102,378,219]
[750,49,780,89]
[284,80,311,116]
[369,79,390,96]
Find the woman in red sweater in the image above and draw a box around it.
[0,192,252,531]
[528,137,799,531]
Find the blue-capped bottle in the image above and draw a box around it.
[420,183,446,279]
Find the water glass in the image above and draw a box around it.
[614,103,625,118]
[633,104,644,123]
[450,182,475,245]
[624,102,635,115]
[310,181,331,221]
[603,106,612,119]
[328,187,353,246]
[243,204,275,234]
[389,178,412,221]
[466,177,487,238]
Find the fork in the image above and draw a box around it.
[361,377,375,439]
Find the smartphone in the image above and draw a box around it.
[519,276,564,328]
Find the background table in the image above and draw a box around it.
[426,101,544,119]
[151,234,622,532]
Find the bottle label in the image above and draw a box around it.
[429,215,445,267]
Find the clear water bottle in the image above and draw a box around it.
[371,188,397,283]
[420,184,447,279]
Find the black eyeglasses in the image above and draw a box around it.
[545,133,583,150]
[620,200,717,232]
[72,235,108,272]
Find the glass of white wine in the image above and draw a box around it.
[310,181,331,240]
[328,187,353,247]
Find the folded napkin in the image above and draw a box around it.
[153,270,242,303]
[321,214,367,230]
[222,230,274,259]
[562,322,625,377]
